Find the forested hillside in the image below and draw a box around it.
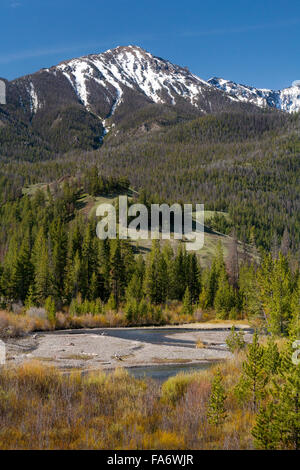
[0,54,299,335]
[0,166,298,340]
[0,45,299,453]
[1,110,299,252]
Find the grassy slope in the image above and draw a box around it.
[84,193,251,266]
[21,183,253,266]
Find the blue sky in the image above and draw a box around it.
[0,0,299,89]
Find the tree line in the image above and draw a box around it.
[0,175,298,336]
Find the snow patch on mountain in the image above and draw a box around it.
[208,77,300,113]
[54,46,211,116]
[27,82,39,113]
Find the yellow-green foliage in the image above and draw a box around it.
[0,345,291,450]
[161,373,193,405]
[0,306,202,338]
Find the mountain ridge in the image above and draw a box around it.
[1,45,297,157]
[208,76,300,113]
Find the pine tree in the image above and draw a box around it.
[185,252,201,303]
[126,272,144,304]
[80,223,97,298]
[45,296,56,323]
[98,238,111,301]
[49,217,67,298]
[235,332,268,411]
[253,362,300,450]
[226,326,246,353]
[182,286,193,315]
[239,262,261,318]
[110,239,125,308]
[64,250,81,301]
[273,366,300,450]
[289,276,300,337]
[207,369,227,426]
[214,271,235,319]
[89,271,99,300]
[144,241,167,304]
[263,337,280,375]
[25,284,35,309]
[257,253,293,335]
[10,232,33,301]
[32,229,53,304]
[1,235,18,301]
[252,403,279,449]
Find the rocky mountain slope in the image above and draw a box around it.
[208,77,300,113]
[0,45,294,157]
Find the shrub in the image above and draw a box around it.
[26,307,47,320]
[196,339,205,349]
[161,373,193,405]
[226,326,246,353]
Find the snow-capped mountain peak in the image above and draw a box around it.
[54,45,211,114]
[208,77,300,113]
[6,45,300,144]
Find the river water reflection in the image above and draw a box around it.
[127,361,216,382]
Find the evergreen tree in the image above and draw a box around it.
[214,270,235,319]
[185,252,201,302]
[257,253,293,335]
[126,271,144,304]
[207,369,227,426]
[80,223,97,298]
[235,332,267,411]
[89,271,99,301]
[10,232,33,301]
[263,337,280,375]
[239,262,261,318]
[226,326,246,353]
[64,250,81,301]
[49,217,67,298]
[45,296,56,323]
[25,284,35,309]
[289,276,300,337]
[252,403,279,449]
[32,228,53,304]
[182,286,193,315]
[144,241,167,304]
[253,363,300,450]
[110,239,125,308]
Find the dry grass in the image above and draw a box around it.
[195,339,206,349]
[207,318,251,326]
[31,357,55,362]
[0,310,53,337]
[0,353,260,450]
[0,308,205,339]
[62,354,93,361]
